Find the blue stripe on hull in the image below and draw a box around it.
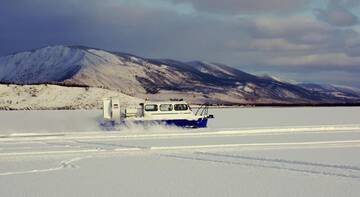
[164,118,208,128]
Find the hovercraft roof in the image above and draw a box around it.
[143,100,188,105]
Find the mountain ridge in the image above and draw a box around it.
[1,45,359,105]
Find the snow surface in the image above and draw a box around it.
[0,107,360,196]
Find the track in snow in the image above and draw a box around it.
[161,152,360,180]
[0,124,360,158]
[0,124,360,182]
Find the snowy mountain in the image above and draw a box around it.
[299,83,360,101]
[0,45,359,105]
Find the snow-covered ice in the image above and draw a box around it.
[0,107,360,196]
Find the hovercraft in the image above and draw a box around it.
[102,97,214,128]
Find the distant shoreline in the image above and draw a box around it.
[208,103,360,108]
[1,83,360,111]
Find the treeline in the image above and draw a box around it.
[0,105,102,111]
[0,81,111,90]
[0,81,91,88]
[0,81,132,95]
[212,103,360,107]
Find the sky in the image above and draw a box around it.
[1,0,360,87]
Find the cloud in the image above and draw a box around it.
[333,0,360,8]
[269,53,360,68]
[314,0,359,27]
[169,0,311,15]
[341,30,360,57]
[249,38,315,51]
[1,0,360,87]
[250,16,330,39]
[0,0,251,62]
[248,16,360,55]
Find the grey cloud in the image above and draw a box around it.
[250,16,330,39]
[169,0,311,15]
[314,0,358,27]
[269,53,360,68]
[248,16,360,55]
[334,0,360,7]
[345,35,360,57]
[1,0,360,87]
[0,0,251,63]
[249,38,315,51]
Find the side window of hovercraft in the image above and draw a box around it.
[174,104,188,111]
[145,104,158,112]
[160,104,173,111]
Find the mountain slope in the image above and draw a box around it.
[0,45,359,104]
[0,46,84,83]
[299,83,360,101]
[0,84,142,110]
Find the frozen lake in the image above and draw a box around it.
[1,107,360,133]
[0,107,360,196]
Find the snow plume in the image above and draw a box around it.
[99,119,186,133]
